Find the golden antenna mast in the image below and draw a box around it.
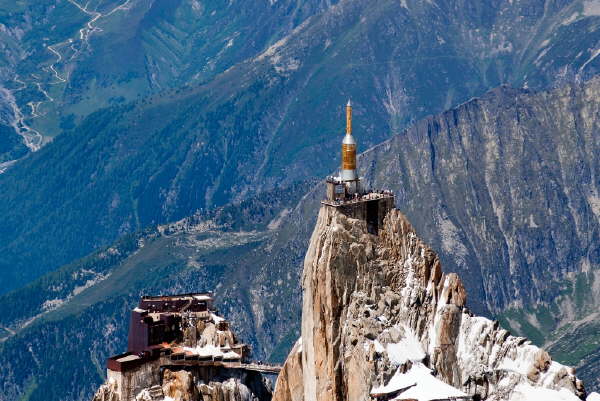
[346,100,352,135]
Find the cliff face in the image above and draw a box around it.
[274,206,585,401]
[93,368,271,401]
[359,79,600,317]
[4,77,599,401]
[355,78,600,388]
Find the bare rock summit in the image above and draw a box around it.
[273,205,587,401]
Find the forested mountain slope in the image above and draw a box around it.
[2,0,600,294]
[0,182,310,401]
[0,0,336,160]
[2,79,599,400]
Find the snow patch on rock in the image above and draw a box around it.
[583,0,600,17]
[510,383,581,401]
[371,363,468,400]
[385,325,426,366]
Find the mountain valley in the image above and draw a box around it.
[1,1,600,400]
[3,0,600,294]
[1,78,599,400]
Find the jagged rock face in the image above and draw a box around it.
[196,377,259,401]
[182,317,237,349]
[92,379,120,401]
[92,368,272,401]
[272,340,304,401]
[157,369,271,401]
[274,206,585,401]
[353,77,600,387]
[359,78,600,316]
[162,370,196,401]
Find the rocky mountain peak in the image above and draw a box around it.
[274,205,587,400]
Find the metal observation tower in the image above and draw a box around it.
[323,100,394,235]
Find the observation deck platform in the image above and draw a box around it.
[322,191,395,235]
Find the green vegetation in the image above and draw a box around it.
[3,0,600,295]
[498,303,566,348]
[498,271,600,375]
[17,378,37,401]
[0,227,259,401]
[0,180,311,401]
[0,123,28,163]
[2,0,600,399]
[268,327,301,364]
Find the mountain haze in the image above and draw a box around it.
[2,0,600,294]
[0,0,337,160]
[1,78,599,400]
[2,1,600,400]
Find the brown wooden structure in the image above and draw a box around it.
[127,293,213,353]
[322,191,395,235]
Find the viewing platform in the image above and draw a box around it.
[108,349,282,374]
[321,190,394,207]
[167,360,282,374]
[322,188,395,235]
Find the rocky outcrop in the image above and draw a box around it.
[271,339,304,401]
[273,206,586,401]
[93,368,271,401]
[162,370,196,401]
[92,379,120,401]
[181,315,237,350]
[156,368,272,401]
[91,307,272,401]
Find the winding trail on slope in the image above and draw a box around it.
[4,0,133,163]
